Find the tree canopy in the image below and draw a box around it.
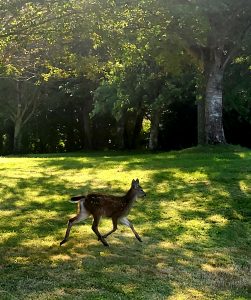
[0,0,250,153]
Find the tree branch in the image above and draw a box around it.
[222,21,251,70]
[0,10,78,39]
[23,89,41,125]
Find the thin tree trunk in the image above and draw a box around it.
[82,105,92,149]
[131,109,144,149]
[11,80,40,153]
[13,118,22,153]
[13,81,23,153]
[116,113,126,149]
[197,98,206,145]
[149,108,161,150]
[196,75,206,145]
[0,130,3,154]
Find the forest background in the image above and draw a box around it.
[0,0,250,155]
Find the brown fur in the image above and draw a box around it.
[60,179,146,247]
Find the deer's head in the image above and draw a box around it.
[131,179,146,198]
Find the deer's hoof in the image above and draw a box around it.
[101,239,109,247]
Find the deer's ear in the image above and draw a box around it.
[136,178,139,183]
[132,179,137,187]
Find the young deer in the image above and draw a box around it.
[60,179,146,247]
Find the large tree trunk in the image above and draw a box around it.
[149,108,161,150]
[192,45,227,145]
[205,59,226,144]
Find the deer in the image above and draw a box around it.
[60,179,146,247]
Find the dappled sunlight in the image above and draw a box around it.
[49,253,72,262]
[0,232,17,244]
[232,151,251,159]
[172,169,210,184]
[119,283,138,294]
[156,241,178,251]
[206,214,229,225]
[152,240,250,296]
[168,288,207,300]
[0,149,251,299]
[199,263,250,290]
[22,237,57,248]
[201,263,235,274]
[239,180,251,194]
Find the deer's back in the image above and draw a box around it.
[84,193,129,218]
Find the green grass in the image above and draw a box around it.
[0,145,250,300]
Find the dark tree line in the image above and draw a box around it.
[0,0,250,154]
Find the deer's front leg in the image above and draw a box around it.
[102,217,118,239]
[119,217,142,242]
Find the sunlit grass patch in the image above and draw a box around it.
[0,146,251,299]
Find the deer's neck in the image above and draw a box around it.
[124,188,138,203]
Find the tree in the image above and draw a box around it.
[0,0,81,152]
[123,0,251,145]
[169,0,251,144]
[88,0,198,149]
[223,43,251,147]
[0,79,42,153]
[1,0,250,153]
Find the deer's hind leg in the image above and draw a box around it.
[92,214,109,246]
[120,217,142,242]
[60,202,90,246]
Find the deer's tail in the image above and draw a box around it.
[70,195,86,203]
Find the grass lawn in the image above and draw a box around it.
[0,145,250,300]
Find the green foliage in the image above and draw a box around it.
[92,81,118,117]
[224,53,251,123]
[0,0,83,81]
[0,0,251,152]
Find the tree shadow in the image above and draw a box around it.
[0,148,250,299]
[139,150,251,298]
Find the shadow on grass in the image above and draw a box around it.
[0,148,250,299]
